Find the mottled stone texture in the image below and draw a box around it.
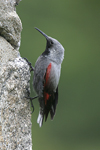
[0,0,22,50]
[0,0,32,150]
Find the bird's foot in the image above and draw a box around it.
[25,95,38,113]
[23,57,34,72]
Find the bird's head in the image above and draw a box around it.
[35,27,64,64]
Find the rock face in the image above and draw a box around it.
[0,0,32,149]
[0,0,22,50]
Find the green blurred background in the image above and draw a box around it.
[17,0,100,150]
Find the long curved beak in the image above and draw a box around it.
[35,27,49,40]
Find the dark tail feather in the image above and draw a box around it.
[50,107,55,120]
[44,87,58,121]
[50,87,58,120]
[45,110,49,122]
[37,86,58,126]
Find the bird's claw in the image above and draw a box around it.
[25,95,38,113]
[23,57,34,72]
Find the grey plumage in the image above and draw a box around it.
[33,27,64,127]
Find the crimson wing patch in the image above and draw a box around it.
[44,63,52,105]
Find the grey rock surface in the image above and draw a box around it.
[0,57,32,150]
[0,0,32,149]
[0,36,19,64]
[0,0,22,50]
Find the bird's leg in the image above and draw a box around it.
[23,57,37,113]
[26,95,38,113]
[23,57,34,72]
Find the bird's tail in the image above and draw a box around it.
[37,97,44,127]
[37,87,58,127]
[37,111,44,127]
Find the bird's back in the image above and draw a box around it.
[33,55,50,97]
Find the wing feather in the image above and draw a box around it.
[43,63,58,121]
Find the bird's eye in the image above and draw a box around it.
[50,41,53,45]
[47,40,53,48]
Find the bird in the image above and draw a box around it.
[25,27,64,127]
